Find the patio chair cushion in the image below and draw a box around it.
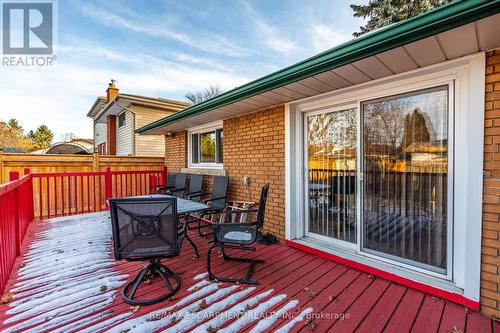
[216,225,257,245]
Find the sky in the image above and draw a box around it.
[0,0,367,141]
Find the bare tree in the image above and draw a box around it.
[60,133,77,142]
[185,85,222,105]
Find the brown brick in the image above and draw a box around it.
[481,49,500,318]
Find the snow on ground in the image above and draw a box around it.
[1,212,312,332]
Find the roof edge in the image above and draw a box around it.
[137,0,500,134]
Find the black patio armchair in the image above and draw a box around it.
[185,174,204,201]
[150,173,175,194]
[188,175,229,237]
[207,183,270,285]
[152,173,187,196]
[109,196,187,305]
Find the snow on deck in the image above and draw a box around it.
[0,213,311,332]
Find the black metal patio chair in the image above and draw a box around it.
[152,173,187,196]
[109,196,187,305]
[188,175,229,237]
[207,183,270,285]
[185,174,204,201]
[150,173,175,194]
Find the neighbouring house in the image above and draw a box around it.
[30,138,94,154]
[87,81,190,156]
[137,1,500,318]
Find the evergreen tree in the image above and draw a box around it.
[401,109,430,148]
[32,125,54,149]
[7,119,23,136]
[351,0,452,37]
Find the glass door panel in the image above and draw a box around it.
[307,108,357,243]
[362,86,449,273]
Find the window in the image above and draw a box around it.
[189,123,223,167]
[118,112,126,128]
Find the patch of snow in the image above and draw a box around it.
[248,300,299,333]
[192,289,274,333]
[19,297,115,333]
[48,309,114,333]
[273,307,314,333]
[193,272,208,280]
[2,291,117,332]
[187,279,211,292]
[164,287,256,333]
[78,312,133,333]
[218,294,288,333]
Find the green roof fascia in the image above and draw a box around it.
[137,0,500,134]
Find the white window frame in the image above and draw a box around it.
[118,111,126,128]
[285,53,485,302]
[188,121,224,169]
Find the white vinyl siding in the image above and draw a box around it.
[134,107,173,156]
[94,123,107,146]
[116,111,134,156]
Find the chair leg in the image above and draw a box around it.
[197,216,213,237]
[122,260,180,306]
[207,244,263,285]
[185,233,199,258]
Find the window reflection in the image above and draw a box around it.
[200,131,216,163]
[307,108,357,243]
[363,86,448,272]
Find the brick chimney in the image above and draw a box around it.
[106,79,119,102]
[105,79,118,155]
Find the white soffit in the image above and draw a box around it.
[148,13,500,134]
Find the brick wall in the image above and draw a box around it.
[482,49,500,319]
[223,106,285,240]
[165,131,187,172]
[106,115,116,155]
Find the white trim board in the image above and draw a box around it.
[284,52,485,301]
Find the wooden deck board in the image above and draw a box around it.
[0,212,497,333]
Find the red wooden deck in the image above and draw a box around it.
[0,212,497,333]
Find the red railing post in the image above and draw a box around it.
[23,168,34,221]
[105,167,112,209]
[162,165,167,185]
[9,172,21,256]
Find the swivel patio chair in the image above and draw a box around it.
[109,196,186,305]
[188,175,228,237]
[207,183,270,285]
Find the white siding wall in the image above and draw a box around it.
[134,107,173,156]
[94,123,107,146]
[116,111,134,156]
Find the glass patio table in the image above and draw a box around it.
[127,194,210,215]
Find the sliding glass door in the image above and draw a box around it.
[306,108,357,244]
[362,86,449,273]
[304,85,451,275]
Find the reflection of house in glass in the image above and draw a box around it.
[404,141,447,173]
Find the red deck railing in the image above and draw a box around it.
[0,166,166,294]
[31,167,166,219]
[0,169,34,294]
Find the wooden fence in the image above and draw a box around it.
[0,152,166,184]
